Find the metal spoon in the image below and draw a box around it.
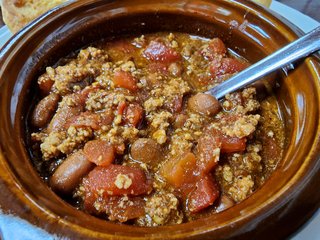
[206,26,320,99]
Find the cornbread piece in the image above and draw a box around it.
[1,0,68,33]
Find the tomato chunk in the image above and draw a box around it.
[84,140,115,167]
[117,101,127,115]
[196,133,221,174]
[161,152,197,188]
[210,57,248,78]
[202,38,227,60]
[79,85,101,103]
[113,70,138,92]
[208,38,227,55]
[123,103,143,127]
[144,40,181,63]
[205,128,247,154]
[148,62,168,75]
[187,175,219,213]
[83,165,152,196]
[218,58,247,75]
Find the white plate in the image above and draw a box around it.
[0,25,11,48]
[0,1,319,239]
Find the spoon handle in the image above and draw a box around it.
[207,26,320,99]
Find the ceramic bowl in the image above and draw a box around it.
[0,0,319,239]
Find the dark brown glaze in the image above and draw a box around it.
[0,0,319,239]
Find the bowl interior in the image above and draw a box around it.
[0,0,319,239]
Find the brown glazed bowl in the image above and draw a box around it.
[0,0,319,239]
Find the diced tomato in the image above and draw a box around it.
[209,58,222,78]
[161,152,197,188]
[117,101,127,115]
[209,64,219,79]
[38,77,54,95]
[84,140,115,167]
[202,38,226,60]
[221,135,247,153]
[208,38,227,55]
[218,58,247,75]
[79,85,101,104]
[123,103,143,127]
[83,165,152,196]
[187,175,219,213]
[196,133,221,174]
[160,151,221,214]
[210,57,248,78]
[113,70,138,92]
[148,62,168,75]
[204,127,246,154]
[65,111,113,130]
[143,40,181,63]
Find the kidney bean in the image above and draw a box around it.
[50,150,94,194]
[130,138,162,167]
[188,93,221,116]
